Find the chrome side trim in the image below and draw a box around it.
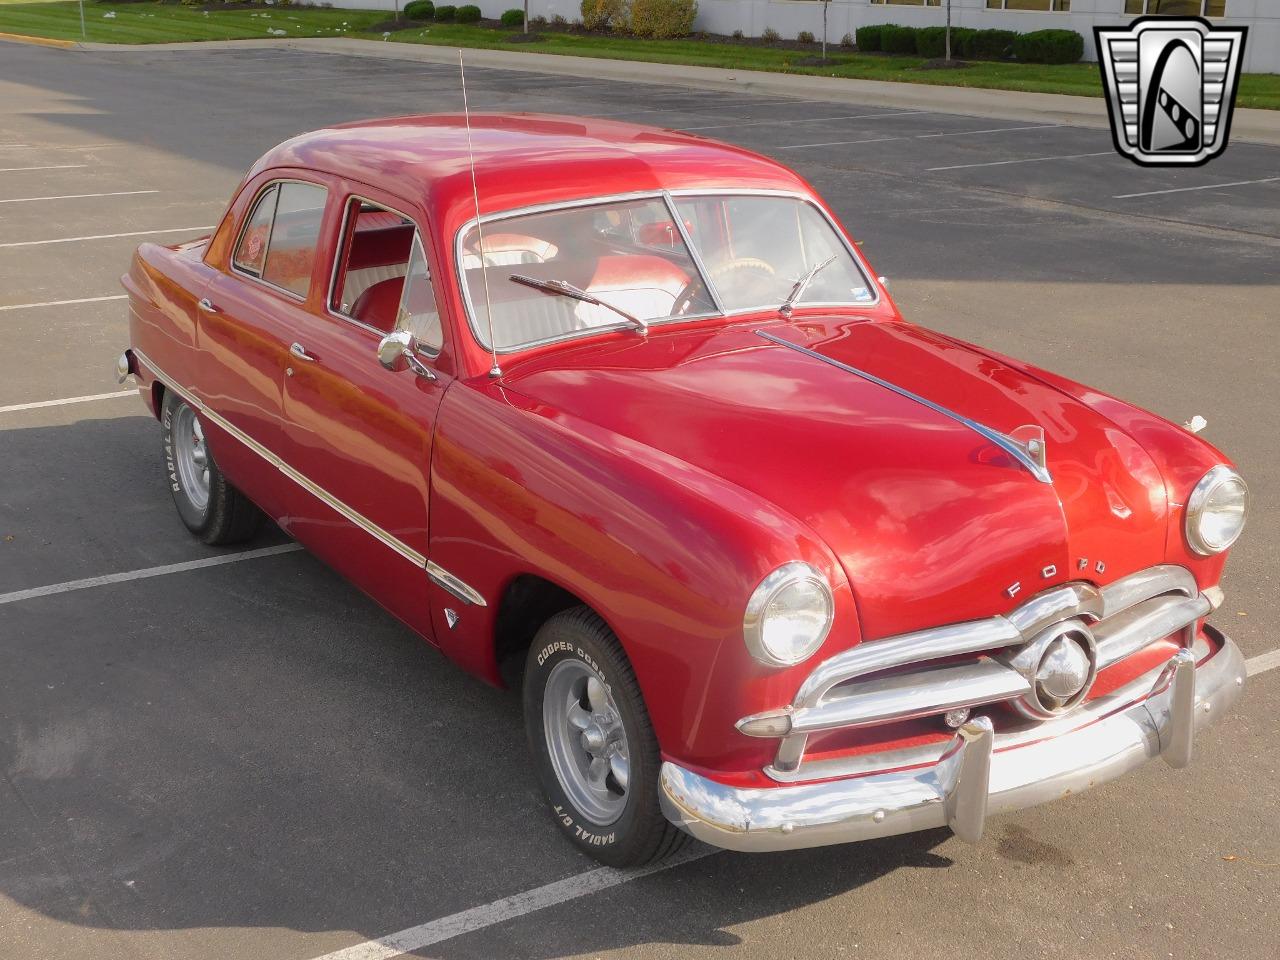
[132,348,485,607]
[660,632,1245,853]
[427,560,488,607]
[756,329,1053,484]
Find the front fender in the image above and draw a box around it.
[426,379,860,775]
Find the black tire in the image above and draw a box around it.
[161,390,261,546]
[523,606,689,867]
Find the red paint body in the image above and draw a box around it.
[122,115,1234,785]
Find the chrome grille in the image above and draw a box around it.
[737,565,1212,779]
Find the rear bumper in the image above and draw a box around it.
[659,629,1245,852]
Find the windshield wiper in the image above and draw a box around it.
[510,275,648,334]
[779,255,837,317]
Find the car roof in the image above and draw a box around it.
[251,113,814,235]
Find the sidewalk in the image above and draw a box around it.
[28,34,1280,147]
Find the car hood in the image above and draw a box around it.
[500,317,1170,640]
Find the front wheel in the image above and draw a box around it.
[161,390,261,546]
[523,607,688,866]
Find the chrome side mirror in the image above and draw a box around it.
[377,330,436,381]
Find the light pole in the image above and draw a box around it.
[945,0,953,62]
[822,0,829,61]
[78,0,86,41]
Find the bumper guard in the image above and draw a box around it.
[659,630,1244,852]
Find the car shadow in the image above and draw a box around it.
[0,414,956,956]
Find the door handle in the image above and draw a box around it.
[197,298,219,313]
[289,342,316,362]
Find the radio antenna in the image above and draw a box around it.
[459,49,501,378]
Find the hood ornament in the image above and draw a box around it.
[756,330,1053,485]
[1008,425,1049,478]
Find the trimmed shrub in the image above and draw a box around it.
[880,24,917,55]
[761,26,779,42]
[434,4,456,20]
[501,8,524,26]
[629,0,697,38]
[456,4,481,22]
[1013,28,1084,64]
[963,28,1016,60]
[915,26,948,59]
[404,0,433,19]
[797,30,815,44]
[854,23,885,52]
[580,0,624,31]
[949,27,976,57]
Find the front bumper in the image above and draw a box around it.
[659,629,1245,852]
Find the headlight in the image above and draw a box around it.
[744,562,834,667]
[1186,465,1248,555]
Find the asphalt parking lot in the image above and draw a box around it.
[1,40,1278,960]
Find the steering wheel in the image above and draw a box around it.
[709,258,776,285]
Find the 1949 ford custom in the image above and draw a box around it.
[119,113,1248,866]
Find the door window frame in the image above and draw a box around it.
[230,177,330,303]
[325,191,445,358]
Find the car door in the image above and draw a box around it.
[194,177,329,521]
[279,190,451,641]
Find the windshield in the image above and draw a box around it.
[458,193,874,352]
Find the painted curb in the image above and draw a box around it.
[0,31,79,49]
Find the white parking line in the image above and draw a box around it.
[0,390,135,415]
[310,844,714,960]
[916,123,1061,139]
[0,142,124,151]
[0,164,88,173]
[0,190,159,205]
[0,544,304,607]
[303,642,1280,960]
[786,123,1061,151]
[781,136,902,150]
[928,151,1114,172]
[1113,177,1280,199]
[0,294,127,312]
[1246,648,1280,677]
[680,110,930,132]
[0,226,214,249]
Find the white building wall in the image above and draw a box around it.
[325,0,1278,73]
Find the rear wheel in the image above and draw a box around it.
[523,607,688,866]
[161,390,261,546]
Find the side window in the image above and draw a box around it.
[261,182,327,297]
[232,184,278,278]
[331,198,441,352]
[395,234,442,354]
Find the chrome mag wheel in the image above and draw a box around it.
[172,403,210,513]
[542,659,631,826]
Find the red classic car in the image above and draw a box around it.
[119,113,1248,866]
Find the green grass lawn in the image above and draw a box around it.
[2,2,1277,110]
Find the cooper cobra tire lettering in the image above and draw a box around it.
[524,607,688,866]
